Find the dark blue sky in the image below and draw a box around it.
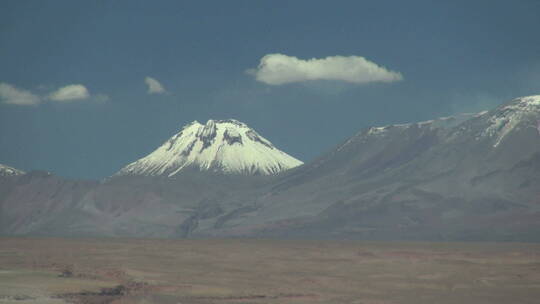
[1,0,539,179]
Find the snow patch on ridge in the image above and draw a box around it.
[363,113,479,137]
[336,112,486,153]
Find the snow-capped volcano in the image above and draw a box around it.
[115,119,303,177]
[0,164,25,177]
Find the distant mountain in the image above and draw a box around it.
[115,119,303,177]
[0,164,25,177]
[1,95,540,241]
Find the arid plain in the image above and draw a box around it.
[1,238,539,304]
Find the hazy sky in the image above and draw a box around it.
[1,0,540,179]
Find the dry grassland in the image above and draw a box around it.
[1,237,539,304]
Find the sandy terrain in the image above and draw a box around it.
[0,237,539,304]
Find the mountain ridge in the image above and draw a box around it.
[1,94,540,241]
[192,94,540,240]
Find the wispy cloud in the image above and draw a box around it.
[0,83,41,106]
[248,53,403,85]
[145,76,166,94]
[48,84,90,102]
[93,94,109,103]
[0,82,109,106]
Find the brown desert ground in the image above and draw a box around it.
[0,237,539,304]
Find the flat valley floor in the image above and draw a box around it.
[0,238,539,304]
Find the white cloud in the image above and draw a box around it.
[145,76,166,94]
[249,53,403,85]
[48,84,90,102]
[0,83,41,106]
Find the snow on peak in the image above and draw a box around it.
[116,119,303,177]
[480,95,540,147]
[0,164,25,177]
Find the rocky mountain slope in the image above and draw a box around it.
[0,170,273,237]
[115,119,303,177]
